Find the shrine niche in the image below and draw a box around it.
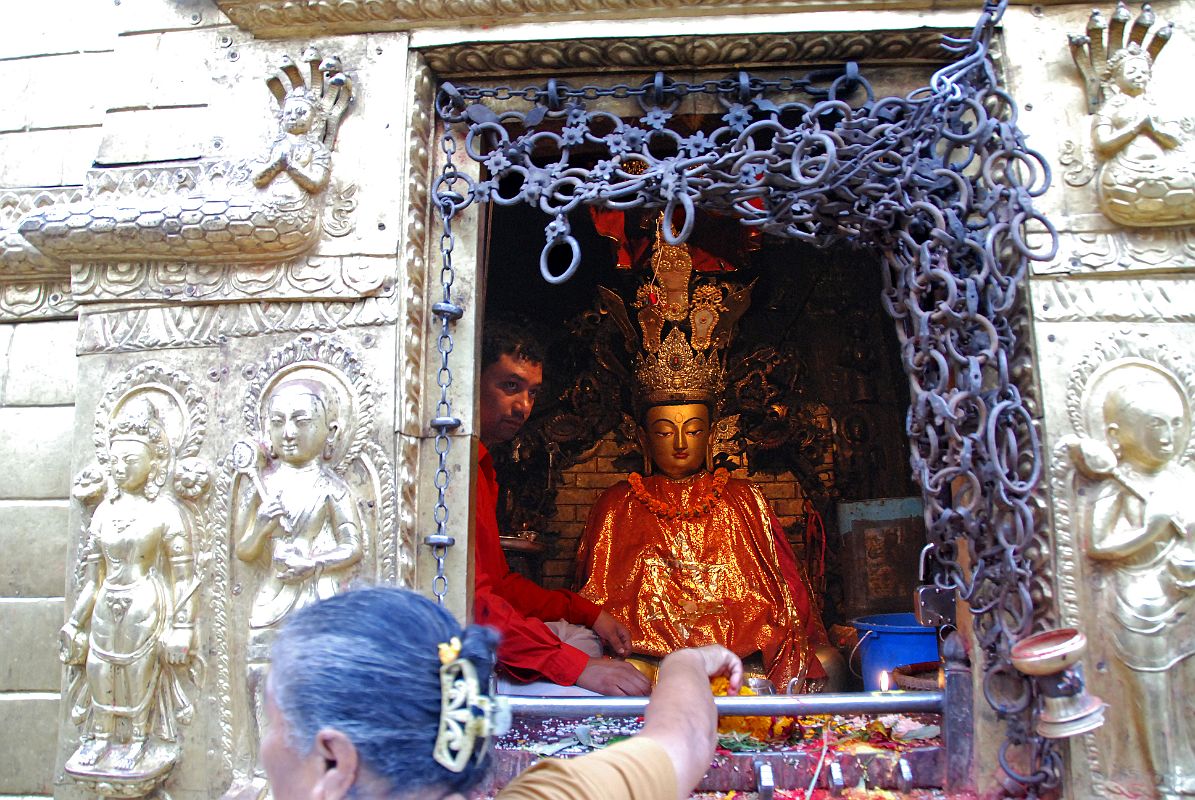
[485,219,913,626]
[430,0,1061,787]
[1050,332,1195,798]
[61,364,213,798]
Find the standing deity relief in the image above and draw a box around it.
[227,333,400,785]
[1064,3,1195,228]
[0,48,354,277]
[60,364,213,797]
[1052,334,1195,798]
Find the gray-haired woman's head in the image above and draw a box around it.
[268,587,499,800]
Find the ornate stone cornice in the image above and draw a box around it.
[215,0,1039,38]
[422,29,960,78]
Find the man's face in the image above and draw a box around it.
[479,353,543,448]
[643,403,711,480]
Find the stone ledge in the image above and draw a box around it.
[216,0,1047,39]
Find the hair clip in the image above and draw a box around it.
[438,637,462,665]
[433,655,511,773]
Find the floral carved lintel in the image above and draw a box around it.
[421,29,963,78]
[76,296,397,355]
[1031,227,1195,276]
[215,0,970,38]
[0,50,355,291]
[71,254,393,305]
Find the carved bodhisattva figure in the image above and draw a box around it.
[233,365,366,773]
[1067,361,1195,797]
[61,386,207,795]
[1069,3,1195,227]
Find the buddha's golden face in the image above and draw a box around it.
[642,403,710,480]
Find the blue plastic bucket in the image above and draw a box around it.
[852,613,939,691]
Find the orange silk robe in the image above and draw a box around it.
[577,473,828,687]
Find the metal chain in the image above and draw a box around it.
[425,131,466,605]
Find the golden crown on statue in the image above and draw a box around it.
[598,214,754,411]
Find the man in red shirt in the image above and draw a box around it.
[475,320,651,695]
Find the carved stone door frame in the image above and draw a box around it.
[413,5,1061,794]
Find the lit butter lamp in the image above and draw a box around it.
[1010,628,1106,738]
[878,670,891,692]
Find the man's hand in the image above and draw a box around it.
[641,645,745,800]
[686,644,744,694]
[575,657,651,695]
[592,610,633,657]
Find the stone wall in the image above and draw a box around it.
[0,3,117,795]
[0,320,78,797]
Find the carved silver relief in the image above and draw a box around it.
[1068,3,1195,228]
[1051,333,1195,797]
[61,364,213,797]
[226,333,402,784]
[0,50,354,278]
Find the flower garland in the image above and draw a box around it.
[628,468,730,520]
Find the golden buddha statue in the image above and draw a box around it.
[233,375,365,774]
[576,229,836,690]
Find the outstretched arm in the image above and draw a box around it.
[640,645,743,800]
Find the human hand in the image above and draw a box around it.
[162,626,193,664]
[257,495,292,533]
[576,657,652,696]
[671,644,744,695]
[592,610,632,657]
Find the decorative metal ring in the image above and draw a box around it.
[539,235,581,285]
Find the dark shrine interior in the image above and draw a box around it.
[479,115,924,651]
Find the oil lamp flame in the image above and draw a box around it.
[879,670,890,692]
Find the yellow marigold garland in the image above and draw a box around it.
[629,468,730,520]
[710,676,796,741]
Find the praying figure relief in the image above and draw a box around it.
[1064,352,1195,798]
[1068,3,1195,227]
[60,365,211,797]
[230,334,386,781]
[251,49,351,197]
